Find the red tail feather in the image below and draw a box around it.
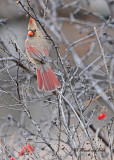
[48,68,61,90]
[36,67,60,91]
[36,68,43,91]
[43,69,52,91]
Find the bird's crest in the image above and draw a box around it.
[27,17,44,39]
[29,17,34,24]
[28,17,37,30]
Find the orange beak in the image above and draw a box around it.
[28,30,34,36]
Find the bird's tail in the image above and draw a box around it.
[36,66,61,91]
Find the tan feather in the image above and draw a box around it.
[25,17,61,91]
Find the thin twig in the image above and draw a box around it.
[94,27,114,102]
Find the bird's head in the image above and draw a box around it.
[27,17,42,39]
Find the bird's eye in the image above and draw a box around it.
[33,29,36,33]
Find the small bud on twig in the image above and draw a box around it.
[16,1,20,4]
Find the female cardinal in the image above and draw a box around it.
[25,17,61,91]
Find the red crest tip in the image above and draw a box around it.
[29,17,34,24]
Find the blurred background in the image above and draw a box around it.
[0,0,114,159]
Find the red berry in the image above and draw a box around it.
[10,157,15,160]
[18,149,25,156]
[98,113,106,120]
[98,116,101,120]
[23,146,27,151]
[27,144,35,151]
[100,113,104,119]
[102,113,106,118]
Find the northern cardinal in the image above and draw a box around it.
[25,17,61,91]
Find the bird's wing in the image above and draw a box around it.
[26,43,49,64]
